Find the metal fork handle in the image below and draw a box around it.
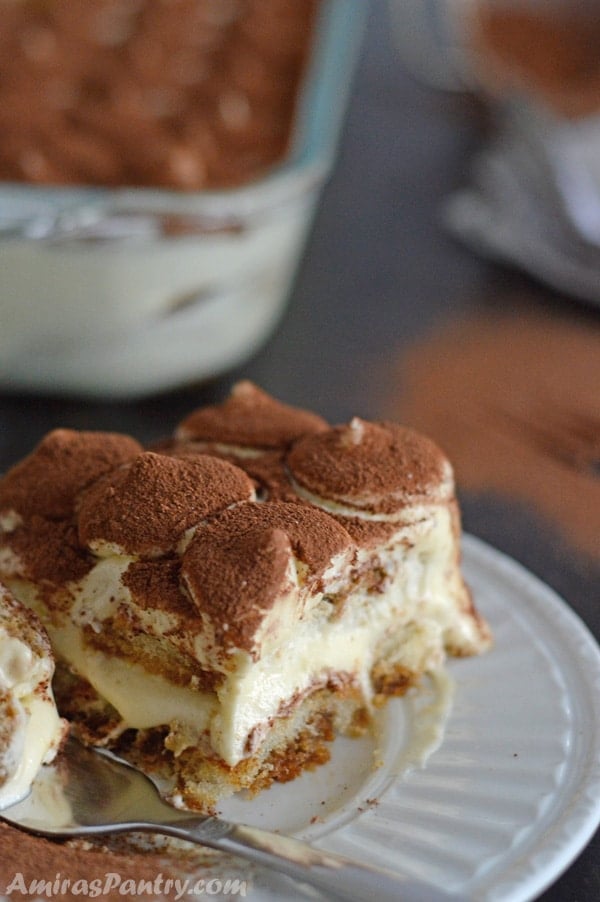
[153,817,455,902]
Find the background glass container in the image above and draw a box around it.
[0,0,365,398]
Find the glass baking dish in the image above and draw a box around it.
[0,0,365,398]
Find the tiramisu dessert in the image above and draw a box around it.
[0,582,66,809]
[0,383,491,810]
[0,0,319,190]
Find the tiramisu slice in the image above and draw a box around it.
[0,384,491,810]
[0,582,66,809]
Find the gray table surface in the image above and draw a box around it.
[0,4,598,900]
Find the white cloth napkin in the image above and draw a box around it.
[443,100,600,306]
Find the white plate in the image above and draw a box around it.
[218,535,600,901]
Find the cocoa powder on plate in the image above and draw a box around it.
[388,308,600,558]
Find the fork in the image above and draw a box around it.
[0,737,453,902]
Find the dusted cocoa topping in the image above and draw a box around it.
[333,515,406,548]
[287,419,451,514]
[166,444,302,502]
[182,525,293,652]
[238,450,302,501]
[184,499,352,597]
[4,518,92,591]
[0,0,319,189]
[182,500,354,651]
[77,451,254,557]
[175,444,301,502]
[176,381,328,449]
[0,824,181,901]
[0,429,141,521]
[123,559,198,621]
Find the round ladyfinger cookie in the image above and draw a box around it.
[181,500,353,651]
[182,524,294,654]
[287,418,454,516]
[175,381,328,449]
[0,429,142,522]
[77,451,254,558]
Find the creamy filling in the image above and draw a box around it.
[210,612,441,764]
[43,607,415,766]
[0,695,63,809]
[48,620,216,734]
[177,441,265,460]
[288,474,454,519]
[0,632,64,809]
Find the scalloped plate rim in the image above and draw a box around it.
[258,534,600,902]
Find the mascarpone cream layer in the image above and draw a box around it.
[0,626,64,808]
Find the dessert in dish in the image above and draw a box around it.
[0,383,491,810]
[0,0,319,189]
[0,581,66,809]
[0,1,364,400]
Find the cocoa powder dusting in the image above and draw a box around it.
[389,309,600,557]
[176,380,328,448]
[287,420,449,513]
[123,558,198,620]
[0,430,141,521]
[181,500,353,650]
[77,452,254,556]
[0,823,180,900]
[182,525,293,652]
[7,517,92,589]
